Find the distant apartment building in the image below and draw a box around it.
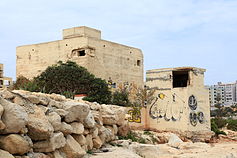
[0,64,13,89]
[207,81,237,107]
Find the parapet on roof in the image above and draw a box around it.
[146,67,206,74]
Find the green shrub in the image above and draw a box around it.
[211,118,227,128]
[143,130,153,135]
[211,119,226,135]
[111,89,130,106]
[14,76,40,92]
[227,119,237,131]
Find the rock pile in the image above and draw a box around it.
[0,90,129,158]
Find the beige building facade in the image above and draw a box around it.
[0,64,13,90]
[16,26,144,88]
[128,67,210,133]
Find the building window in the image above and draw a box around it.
[172,70,189,88]
[71,49,86,57]
[137,60,141,66]
[78,50,86,56]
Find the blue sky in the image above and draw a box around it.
[0,0,237,85]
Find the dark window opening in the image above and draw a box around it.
[78,50,86,56]
[172,70,189,88]
[137,60,141,66]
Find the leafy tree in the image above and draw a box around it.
[83,78,111,104]
[13,76,40,92]
[35,61,94,95]
[30,61,111,103]
[111,89,130,106]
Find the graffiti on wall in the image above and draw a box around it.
[128,107,141,123]
[149,92,185,122]
[188,95,205,126]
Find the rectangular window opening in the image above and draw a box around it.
[172,70,189,88]
[78,50,86,56]
[137,60,141,66]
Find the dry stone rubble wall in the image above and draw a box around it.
[0,90,129,158]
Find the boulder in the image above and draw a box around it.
[0,104,5,130]
[0,149,14,158]
[52,150,65,158]
[49,93,66,102]
[47,112,62,131]
[28,153,51,158]
[48,100,63,109]
[60,135,86,158]
[27,106,54,141]
[12,96,25,106]
[70,122,84,134]
[118,122,130,136]
[130,143,160,158]
[84,111,96,128]
[99,126,114,143]
[93,136,102,149]
[0,97,28,134]
[38,96,50,105]
[0,90,15,99]
[0,134,31,155]
[33,132,66,153]
[55,109,68,117]
[167,133,183,148]
[86,134,93,150]
[92,127,99,138]
[63,101,90,123]
[72,134,87,146]
[112,106,126,126]
[59,122,73,135]
[91,111,103,126]
[26,95,40,104]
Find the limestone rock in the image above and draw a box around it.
[0,134,31,155]
[49,100,63,109]
[47,112,62,131]
[60,135,86,158]
[167,133,183,148]
[86,134,93,150]
[84,111,96,128]
[29,153,51,158]
[63,101,90,123]
[38,96,50,105]
[130,143,160,158]
[93,136,102,149]
[27,106,54,140]
[33,132,66,153]
[26,95,40,104]
[49,93,66,102]
[0,97,28,134]
[59,122,73,135]
[55,109,68,117]
[72,134,87,146]
[0,104,5,130]
[53,150,65,158]
[112,106,126,126]
[0,149,14,158]
[99,126,114,143]
[92,127,99,138]
[71,122,84,134]
[118,122,130,136]
[0,90,14,100]
[13,96,25,106]
[92,111,103,126]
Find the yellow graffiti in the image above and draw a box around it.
[158,93,165,99]
[128,108,141,123]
